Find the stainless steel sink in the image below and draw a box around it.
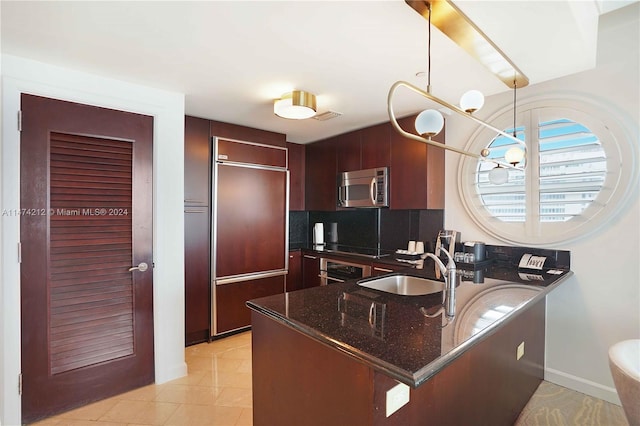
[357,275,445,296]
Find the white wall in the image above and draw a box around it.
[444,5,639,404]
[0,55,187,425]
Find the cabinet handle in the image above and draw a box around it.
[304,255,318,260]
[374,267,393,273]
[370,178,377,204]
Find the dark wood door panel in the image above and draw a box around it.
[216,275,285,333]
[20,94,154,423]
[215,164,287,277]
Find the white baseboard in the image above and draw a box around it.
[545,367,622,405]
[156,361,188,384]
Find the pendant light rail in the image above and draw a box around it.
[387,80,525,170]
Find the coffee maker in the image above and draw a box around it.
[435,230,460,258]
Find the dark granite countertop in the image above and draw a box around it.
[248,255,572,388]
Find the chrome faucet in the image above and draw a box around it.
[421,247,457,323]
[425,247,457,290]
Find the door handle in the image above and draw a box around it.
[129,262,149,272]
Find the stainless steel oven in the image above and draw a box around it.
[319,258,372,285]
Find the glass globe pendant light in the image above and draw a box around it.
[460,90,485,113]
[487,78,525,185]
[503,79,525,166]
[488,165,509,185]
[505,146,525,165]
[415,109,445,138]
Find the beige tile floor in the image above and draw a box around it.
[31,331,253,426]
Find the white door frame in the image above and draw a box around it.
[1,55,188,425]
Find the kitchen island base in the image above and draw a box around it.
[251,298,545,426]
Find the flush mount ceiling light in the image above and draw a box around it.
[274,90,317,120]
[387,0,529,182]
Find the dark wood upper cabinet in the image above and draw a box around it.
[303,116,443,211]
[210,120,286,147]
[336,130,362,173]
[361,122,391,169]
[305,137,337,211]
[184,116,211,205]
[216,138,287,168]
[389,114,445,210]
[287,142,306,211]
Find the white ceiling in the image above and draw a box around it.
[1,0,635,143]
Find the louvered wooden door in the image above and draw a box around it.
[20,94,154,423]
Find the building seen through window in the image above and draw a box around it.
[476,118,606,223]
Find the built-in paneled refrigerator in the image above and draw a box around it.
[211,137,288,336]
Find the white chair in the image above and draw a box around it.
[609,339,640,425]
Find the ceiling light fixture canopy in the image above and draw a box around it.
[274,90,317,119]
[387,0,529,183]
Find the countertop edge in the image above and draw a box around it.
[411,270,574,386]
[247,299,419,386]
[248,270,574,388]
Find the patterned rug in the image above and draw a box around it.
[515,381,629,426]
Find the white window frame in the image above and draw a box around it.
[458,96,638,246]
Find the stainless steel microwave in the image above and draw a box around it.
[338,167,389,208]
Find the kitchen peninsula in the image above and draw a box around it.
[247,247,572,426]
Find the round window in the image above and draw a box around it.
[458,97,638,246]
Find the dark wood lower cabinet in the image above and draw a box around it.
[215,275,285,334]
[184,206,211,345]
[302,253,321,288]
[251,298,545,426]
[286,250,303,292]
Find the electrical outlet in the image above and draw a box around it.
[386,382,410,417]
[517,341,525,360]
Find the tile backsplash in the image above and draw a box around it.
[290,209,444,252]
[289,211,309,248]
